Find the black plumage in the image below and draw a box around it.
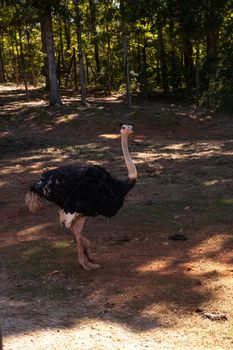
[26,124,137,270]
[31,165,136,217]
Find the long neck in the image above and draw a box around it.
[121,134,137,181]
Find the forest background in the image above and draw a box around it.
[0,0,232,111]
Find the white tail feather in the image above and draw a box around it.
[25,191,44,213]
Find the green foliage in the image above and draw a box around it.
[202,9,233,111]
[0,0,232,110]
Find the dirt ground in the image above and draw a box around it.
[0,84,233,350]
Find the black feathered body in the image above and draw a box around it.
[31,165,136,217]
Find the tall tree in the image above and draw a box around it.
[0,0,232,110]
[0,40,5,83]
[40,6,62,106]
[88,0,100,74]
[157,23,168,93]
[74,0,87,105]
[120,0,131,108]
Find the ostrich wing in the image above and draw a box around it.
[31,165,125,217]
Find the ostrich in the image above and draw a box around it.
[25,124,137,270]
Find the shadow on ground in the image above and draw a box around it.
[0,84,233,338]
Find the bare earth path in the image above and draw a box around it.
[0,84,233,349]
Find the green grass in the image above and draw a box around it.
[212,197,233,207]
[126,110,182,127]
[122,200,190,228]
[34,109,51,123]
[0,240,84,300]
[61,143,110,156]
[123,195,233,230]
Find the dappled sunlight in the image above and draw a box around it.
[134,151,157,164]
[190,233,230,256]
[88,93,124,103]
[17,223,52,239]
[55,114,79,124]
[164,141,223,152]
[203,179,233,186]
[154,141,233,161]
[4,319,163,350]
[0,98,46,111]
[1,162,48,176]
[135,257,172,273]
[130,140,233,169]
[189,233,233,269]
[99,133,120,139]
[0,84,39,92]
[1,85,233,349]
[0,179,9,188]
[59,95,82,104]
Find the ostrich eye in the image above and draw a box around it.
[122,126,126,129]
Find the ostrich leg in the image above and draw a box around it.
[71,216,100,270]
[82,236,94,262]
[82,237,100,270]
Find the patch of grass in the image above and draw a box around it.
[0,239,84,300]
[2,240,72,276]
[122,200,189,226]
[123,194,233,231]
[212,197,233,207]
[0,114,18,130]
[183,195,233,228]
[56,114,80,125]
[61,143,109,156]
[126,109,184,128]
[33,109,51,123]
[155,114,181,127]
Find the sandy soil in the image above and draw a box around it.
[0,84,233,349]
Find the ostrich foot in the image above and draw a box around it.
[85,261,101,270]
[80,258,100,270]
[82,236,101,269]
[82,237,95,262]
[71,217,101,270]
[78,238,101,270]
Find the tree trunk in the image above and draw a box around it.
[57,51,61,88]
[26,31,37,86]
[41,16,50,90]
[59,20,65,68]
[168,21,179,91]
[0,41,5,83]
[183,35,194,91]
[88,0,100,74]
[64,20,71,51]
[195,44,200,110]
[157,24,168,93]
[85,53,90,85]
[106,24,111,95]
[142,37,148,100]
[74,0,87,105]
[11,43,20,85]
[73,48,78,90]
[207,30,218,62]
[120,0,131,108]
[18,27,30,101]
[65,52,74,87]
[14,35,22,85]
[206,29,219,79]
[137,38,141,80]
[40,10,62,106]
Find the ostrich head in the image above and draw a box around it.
[120,124,133,135]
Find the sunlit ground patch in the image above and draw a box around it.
[99,133,120,139]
